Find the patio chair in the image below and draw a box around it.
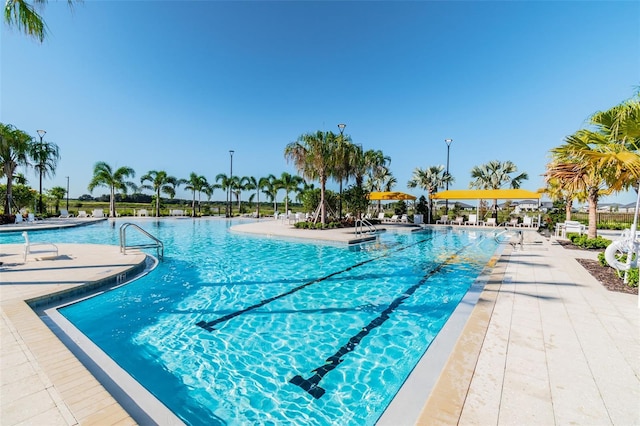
[59,209,74,218]
[77,210,88,218]
[22,231,58,261]
[377,212,385,221]
[14,213,24,224]
[138,209,149,217]
[92,209,105,218]
[519,216,537,228]
[435,215,449,225]
[505,218,519,227]
[385,214,399,223]
[400,214,408,223]
[484,217,497,227]
[464,214,479,226]
[451,216,464,225]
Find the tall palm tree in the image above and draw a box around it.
[184,173,208,217]
[331,133,355,217]
[0,123,32,214]
[47,186,66,215]
[285,131,339,224]
[215,173,233,217]
[4,0,77,42]
[366,164,396,213]
[278,172,303,214]
[470,160,529,217]
[30,136,60,215]
[140,170,179,217]
[260,173,279,214]
[407,165,453,223]
[87,162,136,217]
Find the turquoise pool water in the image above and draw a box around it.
[2,219,500,425]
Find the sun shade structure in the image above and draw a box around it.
[368,191,417,201]
[430,189,541,200]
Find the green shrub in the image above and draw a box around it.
[568,234,611,249]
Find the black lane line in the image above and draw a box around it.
[195,232,436,332]
[289,241,474,399]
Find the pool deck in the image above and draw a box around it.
[1,218,638,425]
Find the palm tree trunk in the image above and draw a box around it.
[565,199,572,221]
[587,189,598,239]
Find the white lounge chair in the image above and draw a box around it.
[464,214,479,226]
[505,218,519,227]
[59,209,74,218]
[138,209,149,217]
[435,215,449,225]
[92,209,105,218]
[451,216,464,225]
[22,231,58,261]
[385,214,400,223]
[519,216,537,228]
[484,217,497,227]
[400,214,408,223]
[377,212,385,221]
[77,210,88,218]
[14,213,24,224]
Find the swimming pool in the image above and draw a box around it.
[4,219,501,425]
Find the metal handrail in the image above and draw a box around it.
[355,218,377,236]
[119,223,164,259]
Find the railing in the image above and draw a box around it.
[119,223,164,259]
[355,218,378,236]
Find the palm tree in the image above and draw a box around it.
[331,133,355,217]
[87,162,136,217]
[285,131,339,225]
[140,170,179,217]
[47,186,66,215]
[215,173,233,217]
[30,137,60,215]
[469,160,529,218]
[366,164,396,214]
[184,173,208,217]
[0,123,32,214]
[278,172,303,214]
[407,165,453,223]
[260,173,279,214]
[4,0,78,42]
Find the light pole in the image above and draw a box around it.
[445,138,453,215]
[36,129,46,215]
[65,176,69,211]
[337,123,346,218]
[228,150,234,217]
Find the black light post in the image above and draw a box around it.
[444,138,453,215]
[337,123,346,218]
[228,150,234,217]
[65,176,69,211]
[36,129,46,215]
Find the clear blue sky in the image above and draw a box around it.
[2,1,639,205]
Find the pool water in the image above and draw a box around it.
[3,219,500,425]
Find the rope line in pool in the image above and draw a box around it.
[195,232,438,332]
[289,240,475,399]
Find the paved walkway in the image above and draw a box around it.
[1,220,638,425]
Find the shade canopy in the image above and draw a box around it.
[368,191,417,201]
[430,189,541,200]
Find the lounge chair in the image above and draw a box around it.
[138,209,149,217]
[559,220,585,237]
[377,212,385,221]
[451,216,464,225]
[464,214,479,226]
[505,218,519,227]
[27,213,39,223]
[484,217,497,227]
[78,210,88,218]
[59,209,74,218]
[92,209,105,218]
[519,216,537,228]
[435,215,449,225]
[14,213,24,224]
[385,214,400,223]
[22,231,58,261]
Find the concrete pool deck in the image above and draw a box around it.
[1,218,638,425]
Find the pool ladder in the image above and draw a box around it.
[355,218,378,236]
[119,223,164,259]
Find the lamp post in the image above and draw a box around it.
[337,123,346,218]
[228,150,234,217]
[65,176,69,211]
[444,138,453,215]
[36,129,46,215]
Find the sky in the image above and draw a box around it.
[2,0,639,205]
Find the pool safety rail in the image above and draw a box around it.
[119,223,164,259]
[355,218,378,236]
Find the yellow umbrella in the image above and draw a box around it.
[368,191,417,201]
